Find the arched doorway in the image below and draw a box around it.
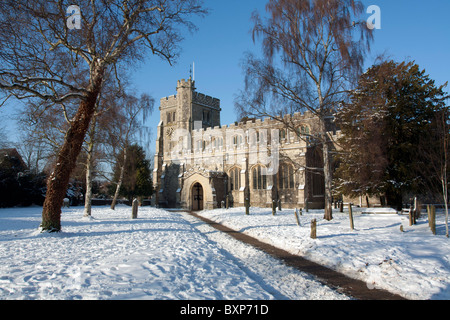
[191,182,204,211]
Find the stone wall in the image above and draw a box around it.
[154,79,328,210]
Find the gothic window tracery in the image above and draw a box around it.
[229,167,241,191]
[278,163,295,189]
[252,165,267,190]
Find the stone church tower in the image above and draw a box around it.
[153,78,224,209]
[153,78,328,211]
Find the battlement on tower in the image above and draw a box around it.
[160,78,220,110]
[193,92,220,110]
[189,110,316,137]
[160,95,177,109]
[177,78,195,89]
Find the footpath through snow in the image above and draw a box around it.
[197,206,450,300]
[0,205,347,300]
[0,205,448,300]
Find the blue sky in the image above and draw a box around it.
[132,0,450,154]
[1,0,449,156]
[134,0,450,155]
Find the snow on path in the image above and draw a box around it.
[197,207,450,300]
[0,206,345,300]
[180,211,348,300]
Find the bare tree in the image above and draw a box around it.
[0,120,11,149]
[81,76,127,217]
[108,93,153,210]
[17,129,49,175]
[417,106,450,237]
[235,0,372,220]
[0,0,206,232]
[82,98,101,218]
[437,108,449,238]
[18,72,138,217]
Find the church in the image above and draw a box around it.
[152,78,329,211]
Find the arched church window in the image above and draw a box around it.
[229,167,241,191]
[301,125,310,135]
[202,110,211,124]
[278,163,295,189]
[252,165,267,190]
[213,137,223,148]
[279,129,286,142]
[232,135,243,146]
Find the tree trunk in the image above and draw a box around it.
[323,138,333,221]
[83,141,94,217]
[83,112,99,217]
[442,176,449,238]
[444,200,449,238]
[40,70,104,232]
[111,147,127,210]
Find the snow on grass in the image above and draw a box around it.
[1,204,448,300]
[197,206,450,300]
[0,205,346,300]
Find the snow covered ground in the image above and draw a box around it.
[0,205,347,300]
[0,204,448,300]
[197,206,450,300]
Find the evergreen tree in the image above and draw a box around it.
[0,149,46,207]
[335,60,448,209]
[111,144,153,203]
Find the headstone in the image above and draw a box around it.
[348,203,354,230]
[310,219,317,239]
[63,198,70,208]
[294,209,300,226]
[132,198,138,219]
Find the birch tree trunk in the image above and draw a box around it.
[83,104,100,218]
[111,147,127,210]
[323,139,334,221]
[442,152,449,238]
[83,141,95,217]
[442,180,448,237]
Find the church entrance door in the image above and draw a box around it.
[192,183,204,211]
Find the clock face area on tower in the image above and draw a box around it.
[166,127,174,138]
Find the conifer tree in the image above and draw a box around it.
[335,60,449,209]
[111,144,152,203]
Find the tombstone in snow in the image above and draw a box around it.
[310,219,317,239]
[294,208,300,226]
[63,198,70,208]
[131,198,139,219]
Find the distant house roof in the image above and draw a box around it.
[0,148,28,171]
